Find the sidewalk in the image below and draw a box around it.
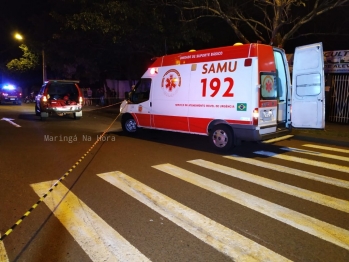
[291,122,349,147]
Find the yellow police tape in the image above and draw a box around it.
[0,103,123,241]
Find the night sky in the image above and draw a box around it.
[1,0,45,59]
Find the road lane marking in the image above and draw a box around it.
[262,135,294,143]
[280,147,349,162]
[0,234,9,262]
[302,144,349,154]
[188,159,349,213]
[30,181,150,262]
[254,151,349,173]
[0,118,21,127]
[98,171,290,261]
[154,163,349,251]
[224,155,349,189]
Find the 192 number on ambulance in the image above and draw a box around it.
[201,77,234,97]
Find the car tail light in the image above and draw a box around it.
[79,96,83,104]
[42,95,47,102]
[253,108,259,125]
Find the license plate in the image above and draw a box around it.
[263,111,273,118]
[10,98,15,100]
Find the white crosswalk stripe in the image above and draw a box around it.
[302,144,349,154]
[30,181,151,262]
[98,171,291,261]
[153,163,349,251]
[0,234,9,262]
[280,147,349,162]
[254,150,349,173]
[224,155,349,189]
[188,159,349,213]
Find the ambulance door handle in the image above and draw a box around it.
[318,99,323,102]
[150,102,152,107]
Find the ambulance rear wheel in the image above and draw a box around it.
[210,124,233,151]
[122,116,138,134]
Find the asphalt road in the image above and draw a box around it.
[1,103,349,262]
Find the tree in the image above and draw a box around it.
[45,0,210,81]
[6,44,39,72]
[148,0,349,48]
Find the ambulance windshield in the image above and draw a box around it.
[129,78,151,103]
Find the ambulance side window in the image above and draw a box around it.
[131,78,151,103]
[273,51,287,102]
[260,72,277,100]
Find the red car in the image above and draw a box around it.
[0,84,22,105]
[35,80,83,120]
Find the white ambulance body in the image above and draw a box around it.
[120,42,325,151]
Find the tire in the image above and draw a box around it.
[74,113,81,120]
[210,124,233,152]
[40,112,49,121]
[121,116,138,134]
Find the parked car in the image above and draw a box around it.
[35,80,83,120]
[0,84,22,105]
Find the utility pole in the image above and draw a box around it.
[42,49,46,83]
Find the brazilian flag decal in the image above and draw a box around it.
[237,103,247,111]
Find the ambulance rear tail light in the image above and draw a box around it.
[79,96,83,104]
[150,68,158,75]
[253,108,259,125]
[244,58,252,67]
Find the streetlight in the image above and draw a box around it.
[14,33,23,41]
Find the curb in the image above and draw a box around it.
[292,134,349,147]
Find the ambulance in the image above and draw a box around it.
[120,42,325,151]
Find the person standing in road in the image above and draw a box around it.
[96,88,105,106]
[87,87,93,106]
[107,87,112,105]
[110,88,116,104]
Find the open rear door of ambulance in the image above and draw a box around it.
[291,43,325,129]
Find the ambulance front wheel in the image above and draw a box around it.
[122,116,138,134]
[210,124,233,151]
